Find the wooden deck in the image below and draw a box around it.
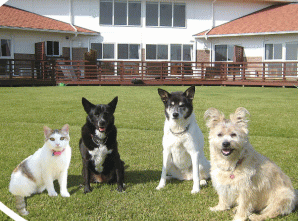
[1,59,298,87]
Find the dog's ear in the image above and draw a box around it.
[204,108,225,129]
[230,107,250,134]
[158,88,170,103]
[108,96,118,113]
[82,97,95,114]
[183,86,195,101]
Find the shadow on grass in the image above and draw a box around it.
[125,170,161,184]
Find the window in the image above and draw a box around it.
[171,44,192,61]
[146,2,186,27]
[286,42,298,60]
[1,39,11,57]
[215,45,234,61]
[118,44,140,59]
[265,44,282,60]
[146,44,168,60]
[46,41,59,56]
[100,0,141,26]
[91,43,114,59]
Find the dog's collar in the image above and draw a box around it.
[91,133,107,146]
[170,124,190,135]
[230,157,244,179]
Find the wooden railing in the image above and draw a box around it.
[1,59,298,87]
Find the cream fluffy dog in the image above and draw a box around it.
[204,107,297,221]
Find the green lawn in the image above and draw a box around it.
[0,86,297,220]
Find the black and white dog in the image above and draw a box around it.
[79,97,125,194]
[156,86,210,194]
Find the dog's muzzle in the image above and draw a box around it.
[221,141,234,156]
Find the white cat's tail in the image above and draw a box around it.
[15,195,29,216]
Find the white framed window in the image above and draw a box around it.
[146,2,186,28]
[1,39,11,57]
[118,44,140,59]
[46,41,59,56]
[91,43,115,59]
[215,45,234,62]
[146,44,168,60]
[170,44,192,61]
[100,0,141,26]
[285,42,298,61]
[265,44,282,60]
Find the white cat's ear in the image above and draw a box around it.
[61,124,69,134]
[43,126,52,138]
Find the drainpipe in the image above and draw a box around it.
[69,0,77,60]
[204,0,216,40]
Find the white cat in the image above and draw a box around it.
[9,124,72,216]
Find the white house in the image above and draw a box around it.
[1,0,296,63]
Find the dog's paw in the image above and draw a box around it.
[61,191,70,197]
[156,184,165,190]
[248,214,263,221]
[48,191,58,197]
[84,187,92,194]
[117,186,125,192]
[200,179,207,186]
[210,205,229,212]
[191,189,200,194]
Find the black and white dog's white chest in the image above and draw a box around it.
[89,144,112,173]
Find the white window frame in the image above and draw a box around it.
[99,0,142,26]
[214,44,234,62]
[0,38,12,58]
[46,41,60,57]
[145,2,186,28]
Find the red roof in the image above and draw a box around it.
[0,5,98,35]
[194,3,298,37]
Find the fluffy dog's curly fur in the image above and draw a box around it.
[204,107,298,221]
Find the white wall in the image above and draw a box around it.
[5,0,276,60]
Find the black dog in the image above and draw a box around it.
[79,96,125,193]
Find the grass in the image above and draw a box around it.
[0,85,297,221]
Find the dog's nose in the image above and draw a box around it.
[222,141,230,148]
[172,113,179,118]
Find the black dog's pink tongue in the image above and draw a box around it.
[99,127,105,132]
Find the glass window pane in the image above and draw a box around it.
[103,44,114,59]
[174,4,185,27]
[47,41,53,55]
[286,43,298,60]
[100,2,113,25]
[91,43,102,59]
[160,3,172,27]
[118,44,128,59]
[157,45,168,59]
[215,45,227,61]
[171,44,181,61]
[1,39,11,56]
[146,3,158,26]
[54,41,59,55]
[274,44,282,60]
[183,45,192,61]
[146,44,156,59]
[265,44,273,60]
[128,2,141,25]
[129,44,139,59]
[114,2,127,25]
[227,45,234,61]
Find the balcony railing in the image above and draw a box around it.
[1,59,298,87]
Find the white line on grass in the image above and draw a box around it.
[0,201,27,221]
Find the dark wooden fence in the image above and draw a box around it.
[1,59,298,87]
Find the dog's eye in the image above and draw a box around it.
[231,133,237,137]
[50,138,55,141]
[217,133,223,137]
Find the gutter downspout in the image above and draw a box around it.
[204,0,216,40]
[69,0,77,60]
